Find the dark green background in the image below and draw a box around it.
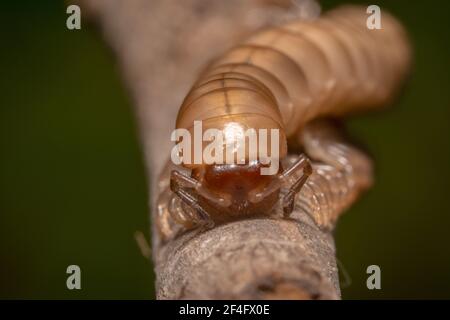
[1,1,449,299]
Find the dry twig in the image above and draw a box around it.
[78,0,340,299]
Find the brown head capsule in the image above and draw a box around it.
[192,161,281,222]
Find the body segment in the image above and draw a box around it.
[177,5,411,145]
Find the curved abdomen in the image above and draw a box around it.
[175,5,411,166]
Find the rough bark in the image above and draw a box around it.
[78,0,340,299]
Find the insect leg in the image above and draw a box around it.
[172,170,231,208]
[280,154,313,216]
[170,170,214,228]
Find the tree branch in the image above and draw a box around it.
[78,0,340,299]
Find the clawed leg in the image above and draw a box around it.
[280,154,313,216]
[247,154,312,216]
[170,170,214,229]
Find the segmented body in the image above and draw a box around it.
[176,5,411,165]
[156,5,411,239]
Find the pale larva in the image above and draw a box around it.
[156,5,411,238]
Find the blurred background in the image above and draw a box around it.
[1,0,449,299]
